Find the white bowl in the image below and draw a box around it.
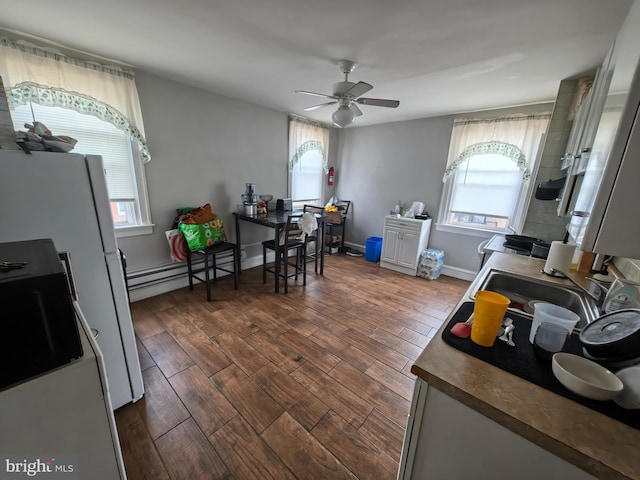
[552,353,624,401]
[614,366,640,409]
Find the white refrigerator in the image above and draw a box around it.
[0,150,144,409]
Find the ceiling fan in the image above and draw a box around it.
[296,59,400,128]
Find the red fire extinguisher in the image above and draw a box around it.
[328,167,335,186]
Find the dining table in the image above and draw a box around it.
[233,210,326,293]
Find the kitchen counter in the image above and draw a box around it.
[411,252,640,480]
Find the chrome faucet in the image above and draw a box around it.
[547,268,609,310]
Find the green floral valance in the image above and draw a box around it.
[443,141,531,183]
[289,139,328,172]
[8,82,150,163]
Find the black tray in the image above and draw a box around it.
[441,302,640,430]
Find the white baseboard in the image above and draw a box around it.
[127,252,273,302]
[440,265,477,282]
[344,241,477,282]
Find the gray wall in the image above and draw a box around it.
[117,70,559,279]
[118,71,290,270]
[334,104,555,275]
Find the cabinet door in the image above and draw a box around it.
[398,229,420,268]
[382,227,401,263]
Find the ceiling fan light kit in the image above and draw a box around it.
[332,105,356,128]
[296,59,399,128]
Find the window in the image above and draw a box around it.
[438,114,550,235]
[288,116,330,208]
[0,37,152,236]
[10,104,151,235]
[290,148,324,206]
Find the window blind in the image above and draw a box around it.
[11,103,136,200]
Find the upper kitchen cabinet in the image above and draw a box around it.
[566,0,640,258]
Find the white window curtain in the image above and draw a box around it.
[288,116,330,173]
[443,113,551,182]
[0,37,150,162]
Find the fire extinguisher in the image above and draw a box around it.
[328,167,335,186]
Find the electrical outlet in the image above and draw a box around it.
[240,249,247,259]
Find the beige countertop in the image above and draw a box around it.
[411,252,640,480]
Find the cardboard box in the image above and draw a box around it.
[325,211,346,224]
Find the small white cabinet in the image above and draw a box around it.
[380,216,432,276]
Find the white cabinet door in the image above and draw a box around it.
[398,229,420,268]
[382,225,401,263]
[400,381,596,480]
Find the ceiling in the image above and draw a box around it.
[0,0,634,127]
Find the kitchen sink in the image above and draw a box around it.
[473,270,600,330]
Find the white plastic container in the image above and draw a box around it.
[529,302,580,343]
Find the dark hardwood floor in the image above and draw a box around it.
[115,253,470,479]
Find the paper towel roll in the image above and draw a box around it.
[543,241,576,275]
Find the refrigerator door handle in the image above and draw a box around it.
[59,251,79,301]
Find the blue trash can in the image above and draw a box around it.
[365,237,383,262]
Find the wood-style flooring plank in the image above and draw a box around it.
[339,328,410,371]
[290,362,373,428]
[135,366,190,440]
[213,331,270,376]
[135,337,156,371]
[311,410,398,480]
[329,361,410,428]
[253,363,330,431]
[365,360,415,401]
[154,307,200,339]
[244,330,306,374]
[114,403,170,480]
[155,418,230,479]
[276,329,341,373]
[168,364,238,437]
[359,409,406,465]
[175,330,231,377]
[209,415,297,480]
[261,413,357,480]
[309,327,376,373]
[212,364,284,433]
[141,332,194,378]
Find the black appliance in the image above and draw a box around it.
[0,239,83,389]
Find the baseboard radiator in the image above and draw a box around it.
[126,253,270,302]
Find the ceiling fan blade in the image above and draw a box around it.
[304,101,337,111]
[351,104,363,116]
[295,90,336,100]
[356,98,400,108]
[345,81,373,99]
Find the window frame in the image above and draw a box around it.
[288,145,325,208]
[437,138,543,237]
[9,103,153,237]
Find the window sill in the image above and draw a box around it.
[115,224,155,238]
[435,223,501,238]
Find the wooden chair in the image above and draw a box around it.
[185,241,238,301]
[262,213,312,293]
